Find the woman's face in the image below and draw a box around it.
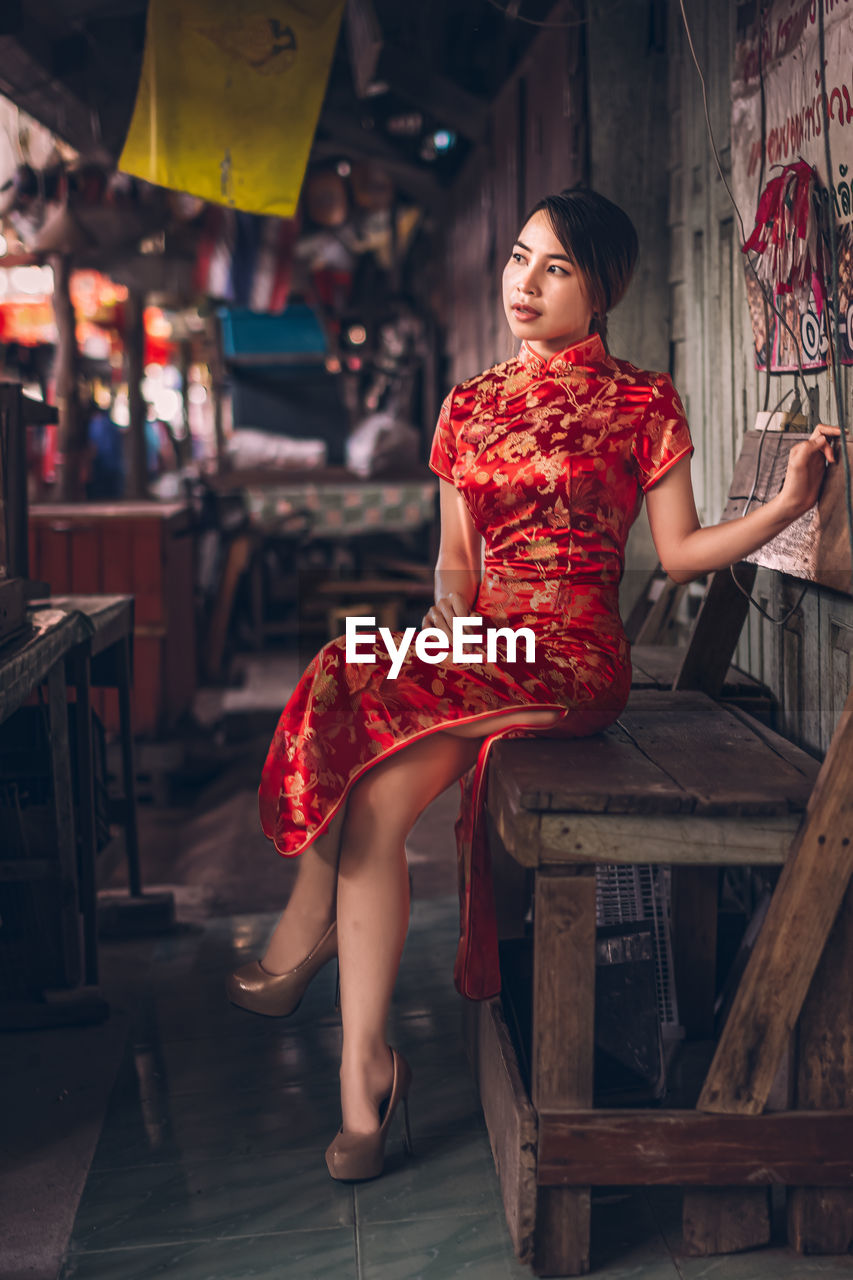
[502,210,594,357]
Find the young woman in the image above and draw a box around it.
[227,188,838,1182]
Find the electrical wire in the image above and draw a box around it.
[756,0,772,413]
[678,0,853,622]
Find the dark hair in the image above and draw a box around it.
[524,187,639,350]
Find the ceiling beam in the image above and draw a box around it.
[0,31,103,158]
[0,12,143,161]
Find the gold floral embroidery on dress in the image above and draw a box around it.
[259,331,695,1002]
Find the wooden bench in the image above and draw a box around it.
[464,686,853,1275]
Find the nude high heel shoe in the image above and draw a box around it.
[325,1048,414,1182]
[226,920,339,1017]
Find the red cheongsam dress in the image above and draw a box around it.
[258,331,694,1000]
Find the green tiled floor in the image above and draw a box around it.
[61,895,537,1280]
[58,890,853,1277]
[44,757,851,1280]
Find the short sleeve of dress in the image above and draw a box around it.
[428,390,457,482]
[632,373,695,492]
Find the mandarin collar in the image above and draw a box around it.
[517,332,606,376]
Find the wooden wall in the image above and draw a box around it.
[439,1,587,389]
[667,0,853,754]
[435,0,853,756]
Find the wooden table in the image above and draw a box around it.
[0,595,141,1024]
[35,596,140,979]
[29,503,197,738]
[467,689,853,1275]
[0,608,98,1020]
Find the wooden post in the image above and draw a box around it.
[671,865,718,1041]
[788,878,853,1254]
[49,253,85,502]
[177,336,192,467]
[205,313,227,472]
[124,288,148,499]
[698,685,853,1116]
[67,644,98,986]
[532,869,595,1276]
[47,661,82,985]
[671,561,778,1255]
[673,564,757,696]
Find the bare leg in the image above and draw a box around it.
[336,730,481,1134]
[262,803,346,974]
[443,707,561,738]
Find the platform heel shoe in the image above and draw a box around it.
[325,1048,414,1182]
[226,920,338,1017]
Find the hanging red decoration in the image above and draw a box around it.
[742,159,825,295]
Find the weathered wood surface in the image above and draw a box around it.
[0,610,84,724]
[698,685,853,1115]
[673,564,757,696]
[617,692,814,817]
[682,1189,771,1257]
[536,1111,853,1185]
[631,643,767,697]
[462,995,538,1266]
[631,578,686,647]
[490,728,689,819]
[788,879,853,1255]
[43,594,133,658]
[532,872,596,1112]
[532,871,595,1276]
[671,866,718,1041]
[489,691,817,820]
[537,813,798,867]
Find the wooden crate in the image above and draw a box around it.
[28,503,196,737]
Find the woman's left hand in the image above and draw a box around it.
[776,423,842,519]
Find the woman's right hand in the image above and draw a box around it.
[421,593,474,644]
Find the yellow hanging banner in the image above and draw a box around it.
[119,0,344,217]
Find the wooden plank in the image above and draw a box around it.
[531,871,595,1276]
[682,1189,771,1256]
[462,995,538,1266]
[0,611,84,724]
[632,579,686,646]
[536,1110,853,1185]
[532,873,596,1111]
[698,685,853,1115]
[788,879,853,1254]
[617,691,815,817]
[631,643,768,697]
[67,644,98,987]
[718,701,822,779]
[673,565,756,697]
[671,866,718,1040]
[538,812,798,866]
[489,692,815,819]
[489,726,690,818]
